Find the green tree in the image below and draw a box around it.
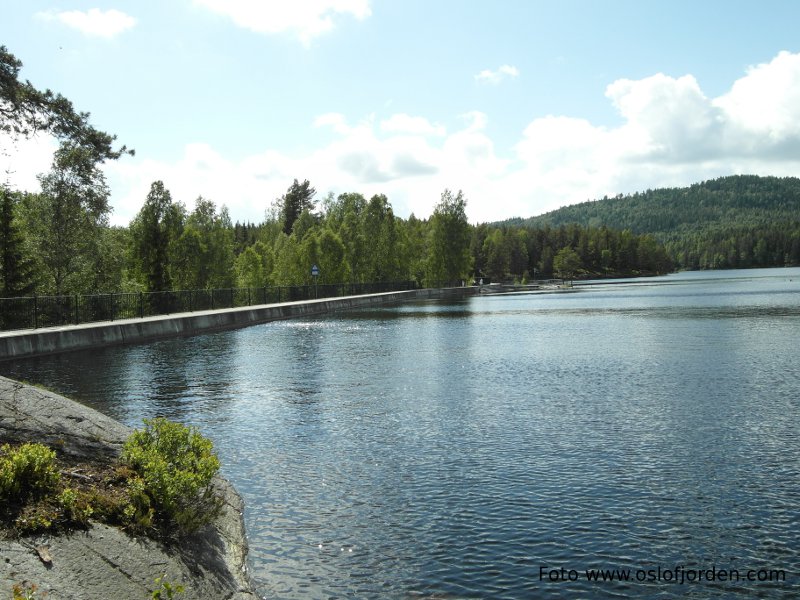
[23,144,111,295]
[470,223,489,280]
[363,194,400,281]
[91,225,131,292]
[234,241,274,288]
[426,189,471,285]
[553,246,581,281]
[339,204,367,282]
[0,186,35,297]
[316,228,348,283]
[299,233,320,283]
[508,229,529,280]
[280,179,316,236]
[172,197,235,289]
[1,45,130,162]
[272,233,303,285]
[401,213,428,285]
[321,191,366,231]
[130,181,184,292]
[171,227,206,290]
[483,228,509,281]
[291,208,317,240]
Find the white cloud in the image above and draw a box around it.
[605,73,725,162]
[194,0,371,44]
[380,114,446,137]
[507,51,800,214]
[100,112,506,225]
[714,50,800,152]
[475,64,519,85]
[315,112,352,135]
[35,8,137,38]
[10,51,800,227]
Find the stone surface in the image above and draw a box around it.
[0,376,259,600]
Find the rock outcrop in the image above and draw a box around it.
[0,376,259,600]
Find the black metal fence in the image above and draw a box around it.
[0,281,420,332]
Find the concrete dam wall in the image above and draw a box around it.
[0,287,477,360]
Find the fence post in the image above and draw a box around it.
[110,293,115,321]
[33,295,38,329]
[75,294,79,324]
[210,289,214,310]
[139,292,144,319]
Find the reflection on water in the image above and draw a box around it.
[2,267,799,599]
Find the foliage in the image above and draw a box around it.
[57,486,94,524]
[19,144,111,295]
[271,233,304,286]
[129,181,184,292]
[174,197,235,289]
[0,186,35,298]
[1,45,131,296]
[470,221,673,281]
[426,189,471,285]
[1,50,795,296]
[234,240,274,288]
[280,179,316,236]
[517,175,800,270]
[11,581,40,600]
[0,443,129,534]
[122,418,221,534]
[553,247,581,280]
[150,574,185,599]
[92,226,132,292]
[1,45,130,162]
[0,429,219,540]
[316,228,348,284]
[0,443,60,504]
[362,194,402,282]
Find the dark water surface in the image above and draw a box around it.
[3,268,799,598]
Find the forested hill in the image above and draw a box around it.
[503,175,800,270]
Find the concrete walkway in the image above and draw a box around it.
[0,287,476,360]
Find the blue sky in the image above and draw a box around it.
[2,1,800,225]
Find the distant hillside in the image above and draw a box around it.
[504,175,800,269]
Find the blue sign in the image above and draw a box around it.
[311,264,320,277]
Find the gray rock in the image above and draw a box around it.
[0,376,259,600]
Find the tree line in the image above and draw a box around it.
[471,221,673,282]
[2,175,673,299]
[515,175,800,270]
[1,179,478,297]
[1,44,674,300]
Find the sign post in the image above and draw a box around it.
[311,264,319,299]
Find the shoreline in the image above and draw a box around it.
[0,376,259,600]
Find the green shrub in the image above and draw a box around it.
[12,581,39,600]
[150,574,185,599]
[57,487,94,524]
[0,443,60,504]
[121,475,155,531]
[122,418,221,533]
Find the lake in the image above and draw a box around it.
[2,267,799,599]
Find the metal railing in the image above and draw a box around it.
[0,281,419,332]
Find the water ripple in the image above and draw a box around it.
[2,268,799,598]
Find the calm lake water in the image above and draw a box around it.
[2,267,799,599]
